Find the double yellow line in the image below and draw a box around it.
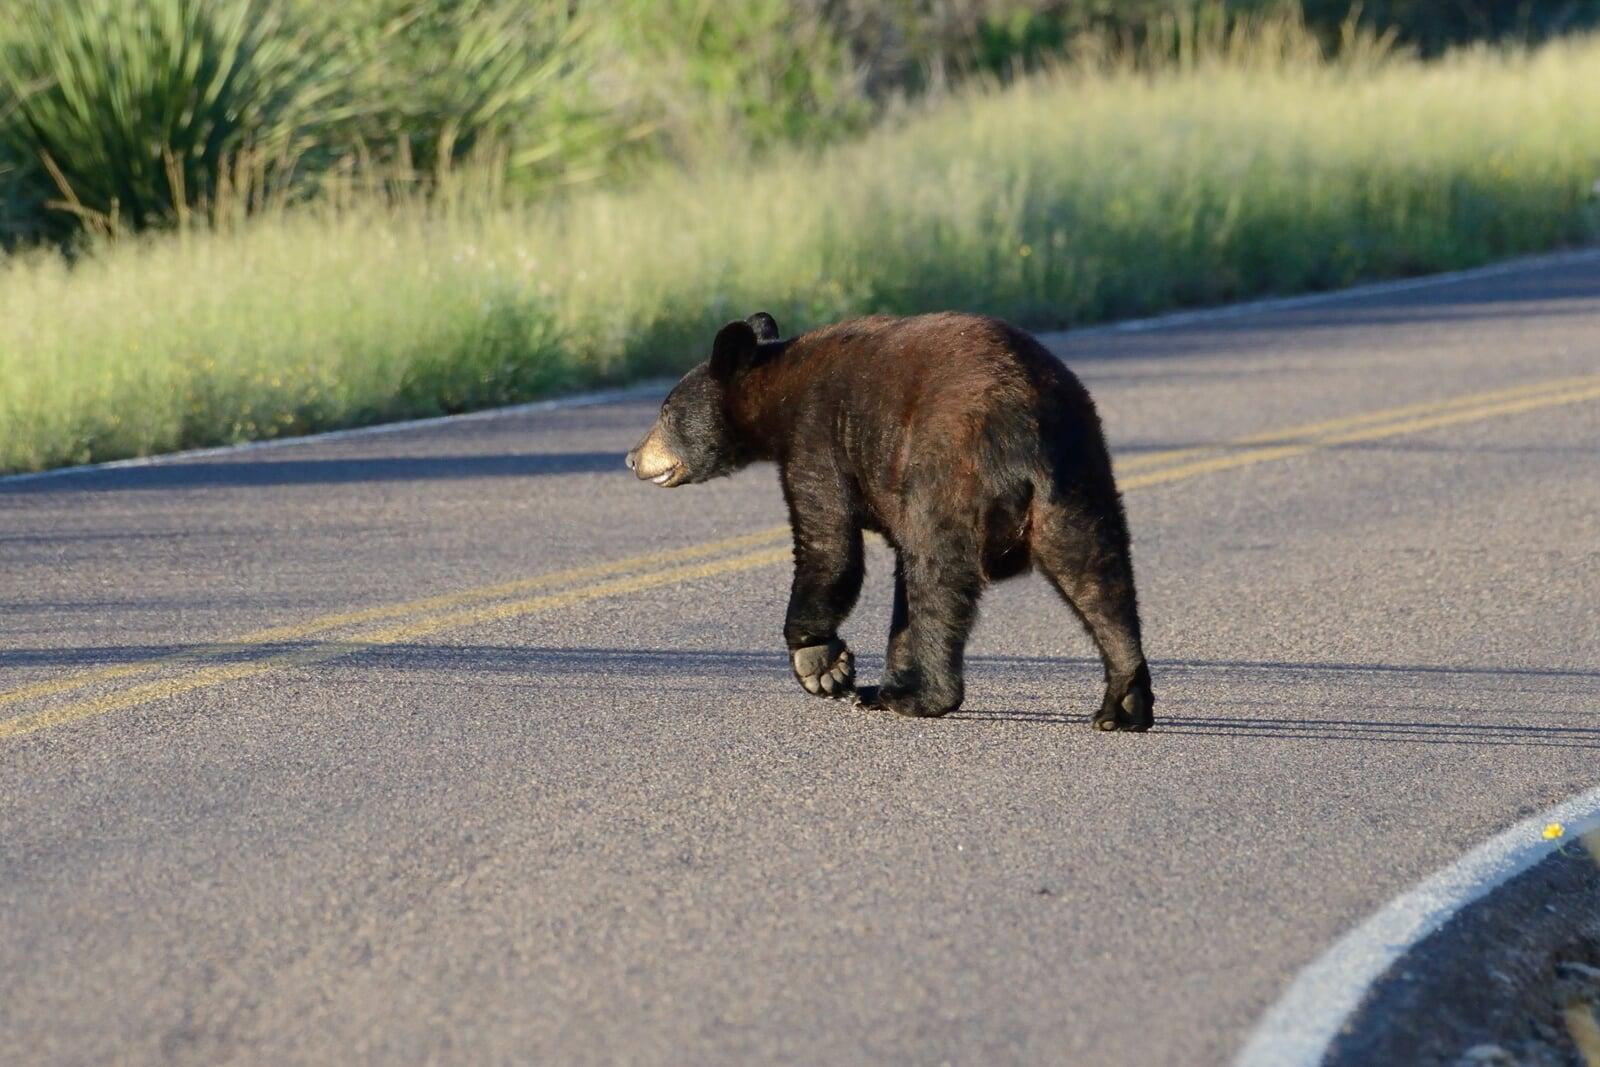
[0,531,792,741]
[3,373,1598,743]
[1116,374,1600,488]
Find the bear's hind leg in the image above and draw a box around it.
[1032,498,1154,732]
[858,545,981,718]
[854,555,912,710]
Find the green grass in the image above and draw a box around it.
[2,31,1598,473]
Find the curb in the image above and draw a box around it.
[1236,785,1600,1066]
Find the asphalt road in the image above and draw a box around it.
[3,254,1598,1066]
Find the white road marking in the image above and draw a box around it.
[1235,784,1600,1066]
[0,380,674,486]
[1074,245,1600,336]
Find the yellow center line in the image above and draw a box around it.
[0,548,794,742]
[5,374,1598,742]
[11,376,1583,712]
[0,525,789,709]
[1121,382,1600,489]
[1564,1001,1600,1066]
[13,375,1585,710]
[1115,374,1599,472]
[1320,383,1600,446]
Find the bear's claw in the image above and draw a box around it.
[792,640,855,698]
[853,686,886,711]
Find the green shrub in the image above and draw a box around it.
[1302,0,1600,54]
[0,0,353,238]
[788,1,1600,90]
[309,0,644,192]
[4,0,1596,243]
[0,0,645,239]
[604,0,870,153]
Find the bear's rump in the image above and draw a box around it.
[981,485,1035,580]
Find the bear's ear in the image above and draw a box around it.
[710,319,758,380]
[745,311,780,343]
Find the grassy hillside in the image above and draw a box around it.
[2,29,1598,473]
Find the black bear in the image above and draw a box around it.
[625,311,1154,730]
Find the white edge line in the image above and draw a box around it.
[1236,783,1600,1067]
[6,244,1597,488]
[1065,245,1600,337]
[0,379,675,486]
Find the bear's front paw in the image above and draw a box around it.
[791,639,854,698]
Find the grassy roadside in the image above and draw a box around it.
[2,32,1598,474]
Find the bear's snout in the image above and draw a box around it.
[626,424,686,486]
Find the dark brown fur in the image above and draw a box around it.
[626,311,1153,729]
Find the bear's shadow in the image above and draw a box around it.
[8,642,1593,749]
[382,643,1600,750]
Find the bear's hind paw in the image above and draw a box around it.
[852,685,885,711]
[854,684,956,718]
[1092,686,1154,732]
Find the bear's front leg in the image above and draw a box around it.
[791,638,855,698]
[781,469,864,700]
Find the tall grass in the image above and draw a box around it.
[2,31,1598,473]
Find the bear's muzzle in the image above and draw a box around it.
[625,425,686,487]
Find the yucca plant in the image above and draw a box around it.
[0,0,355,236]
[308,0,645,195]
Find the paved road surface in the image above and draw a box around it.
[3,255,1598,1065]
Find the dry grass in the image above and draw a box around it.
[2,30,1598,473]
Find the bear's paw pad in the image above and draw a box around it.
[792,640,854,698]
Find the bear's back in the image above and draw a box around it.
[789,311,1077,417]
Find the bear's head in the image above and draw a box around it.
[625,312,780,488]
